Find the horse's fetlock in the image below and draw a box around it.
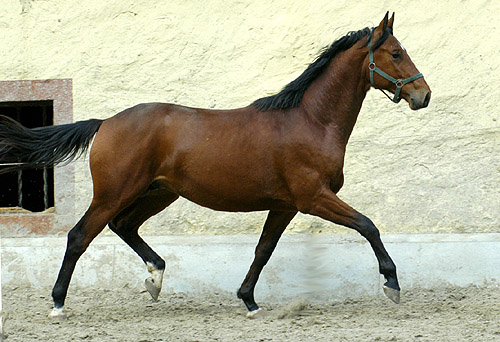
[155,259,166,271]
[52,285,66,307]
[237,288,248,300]
[381,262,397,276]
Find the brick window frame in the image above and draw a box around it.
[0,79,75,235]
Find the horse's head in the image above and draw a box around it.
[366,12,431,110]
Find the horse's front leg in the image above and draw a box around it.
[306,188,400,303]
[238,210,297,317]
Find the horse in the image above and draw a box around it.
[0,12,430,319]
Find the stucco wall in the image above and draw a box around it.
[0,0,499,235]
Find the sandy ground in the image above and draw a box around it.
[2,284,500,342]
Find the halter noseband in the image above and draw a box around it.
[368,36,423,103]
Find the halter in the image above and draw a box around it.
[368,36,423,103]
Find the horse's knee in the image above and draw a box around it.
[354,214,380,240]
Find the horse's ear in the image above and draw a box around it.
[376,11,389,32]
[388,12,395,30]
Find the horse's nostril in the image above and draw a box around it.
[423,92,431,107]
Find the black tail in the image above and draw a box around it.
[0,115,103,174]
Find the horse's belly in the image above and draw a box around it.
[171,173,295,212]
[186,193,295,212]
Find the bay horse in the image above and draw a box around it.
[0,13,430,319]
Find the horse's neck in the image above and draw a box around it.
[301,46,368,143]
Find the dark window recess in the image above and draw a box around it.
[0,101,55,212]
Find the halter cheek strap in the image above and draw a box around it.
[368,42,423,103]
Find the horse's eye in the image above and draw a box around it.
[392,52,402,59]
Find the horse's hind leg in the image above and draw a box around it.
[237,210,297,318]
[50,201,123,320]
[49,165,156,319]
[109,183,179,300]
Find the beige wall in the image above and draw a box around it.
[1,0,499,234]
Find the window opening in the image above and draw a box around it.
[0,101,55,212]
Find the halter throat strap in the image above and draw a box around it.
[368,38,423,103]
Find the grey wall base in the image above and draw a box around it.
[2,234,499,302]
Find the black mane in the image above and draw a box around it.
[251,27,390,111]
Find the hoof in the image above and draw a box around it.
[145,277,161,301]
[48,307,67,321]
[383,285,400,304]
[246,308,266,319]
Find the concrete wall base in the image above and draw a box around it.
[2,233,499,302]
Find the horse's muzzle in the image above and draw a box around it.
[410,91,431,110]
